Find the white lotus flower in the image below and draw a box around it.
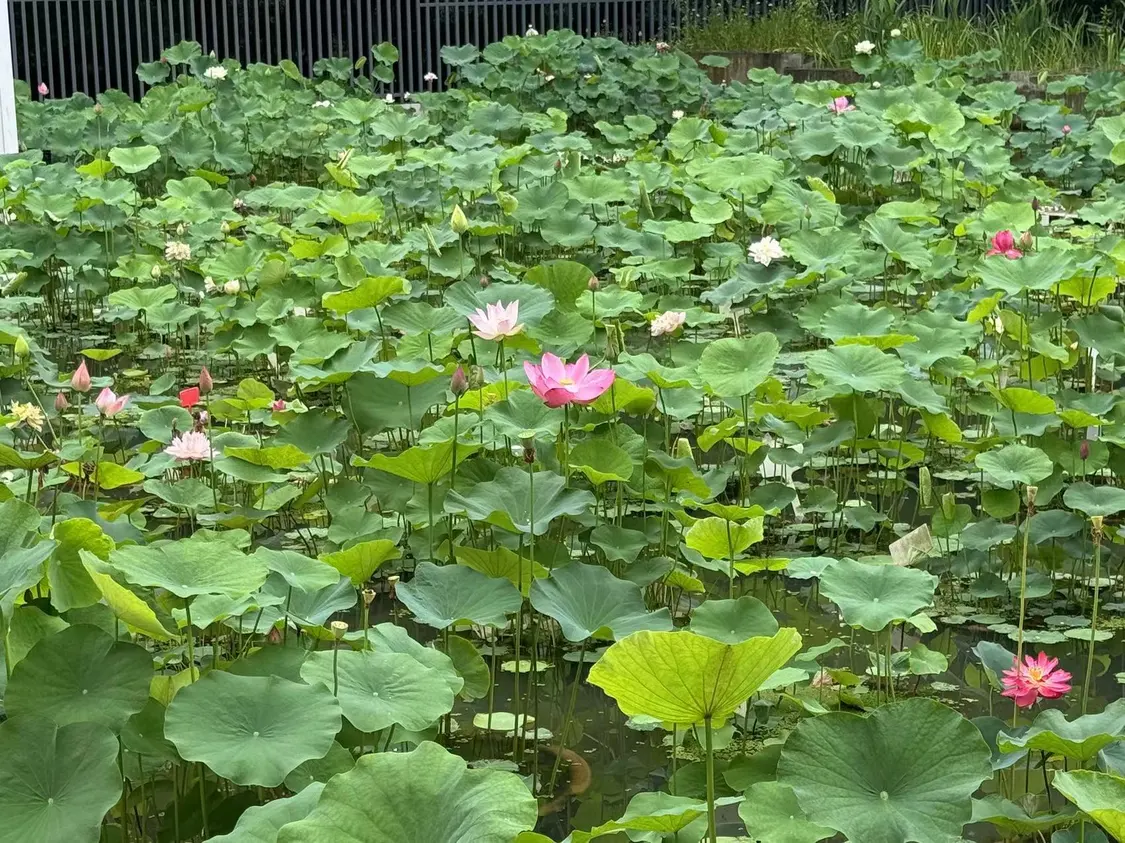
[204,65,228,80]
[854,40,876,55]
[671,109,684,120]
[748,236,785,266]
[890,28,902,37]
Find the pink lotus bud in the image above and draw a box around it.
[37,82,48,96]
[71,360,91,393]
[271,399,287,412]
[588,276,600,291]
[1062,124,1071,135]
[198,366,213,395]
[1080,440,1090,461]
[451,366,468,397]
[54,392,69,412]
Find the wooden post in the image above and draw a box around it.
[0,0,18,153]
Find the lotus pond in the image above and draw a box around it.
[2,28,1125,843]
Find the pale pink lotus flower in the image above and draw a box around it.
[37,82,48,96]
[271,399,287,411]
[829,96,855,114]
[94,387,129,416]
[71,360,92,393]
[748,235,785,266]
[424,71,438,83]
[468,300,524,341]
[1002,652,1072,708]
[986,230,1022,259]
[165,430,212,461]
[524,353,615,407]
[650,311,686,337]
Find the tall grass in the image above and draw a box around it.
[676,0,1125,71]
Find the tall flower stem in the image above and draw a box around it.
[1013,485,1036,725]
[1081,516,1104,714]
[704,714,717,843]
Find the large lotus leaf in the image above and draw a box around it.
[319,539,400,586]
[819,558,938,631]
[444,468,594,535]
[454,545,548,596]
[529,562,672,642]
[206,783,325,843]
[805,345,906,395]
[0,718,122,843]
[366,622,464,696]
[46,518,113,612]
[974,444,1054,489]
[354,440,476,485]
[685,516,763,560]
[252,548,341,593]
[300,649,454,732]
[698,334,779,397]
[109,538,268,598]
[5,625,151,732]
[739,781,835,843]
[1053,771,1125,841]
[485,390,564,440]
[165,672,342,787]
[689,595,779,644]
[276,741,538,843]
[588,628,802,725]
[687,153,784,197]
[80,552,175,640]
[1062,482,1125,517]
[998,701,1125,762]
[777,698,993,843]
[396,561,522,629]
[977,249,1075,296]
[579,791,742,838]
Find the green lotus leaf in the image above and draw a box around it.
[284,743,355,793]
[685,516,764,560]
[205,783,326,843]
[165,671,342,787]
[1052,771,1125,841]
[998,701,1125,762]
[108,144,161,173]
[529,562,672,642]
[969,795,1076,836]
[253,548,341,592]
[819,558,938,631]
[319,539,400,585]
[109,538,268,598]
[396,561,522,629]
[588,628,802,725]
[322,275,407,314]
[444,468,594,535]
[443,633,490,700]
[739,781,835,843]
[366,622,464,696]
[47,517,113,612]
[354,440,477,484]
[80,551,175,640]
[300,649,454,732]
[698,334,779,398]
[5,625,151,732]
[568,439,634,485]
[276,741,538,843]
[1062,482,1125,517]
[689,595,779,644]
[777,698,993,843]
[454,545,548,596]
[806,345,907,395]
[0,718,122,843]
[975,444,1054,489]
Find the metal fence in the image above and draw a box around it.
[10,0,1008,99]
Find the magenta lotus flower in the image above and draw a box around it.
[94,387,129,416]
[829,96,854,114]
[523,353,615,407]
[165,430,212,461]
[1002,652,1072,708]
[468,300,523,341]
[986,230,1023,259]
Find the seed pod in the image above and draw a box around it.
[330,620,348,640]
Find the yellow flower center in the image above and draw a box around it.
[1027,667,1044,682]
[559,377,574,385]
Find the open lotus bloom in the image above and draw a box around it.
[986,230,1023,259]
[468,300,524,341]
[94,387,129,416]
[165,430,212,461]
[829,96,854,114]
[1002,652,1072,707]
[524,353,615,407]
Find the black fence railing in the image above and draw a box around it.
[9,0,1012,99]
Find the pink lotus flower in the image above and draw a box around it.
[986,230,1023,259]
[271,399,287,411]
[94,387,129,416]
[71,360,91,393]
[37,82,48,96]
[1002,652,1072,708]
[523,353,615,407]
[468,300,524,341]
[165,430,212,461]
[829,96,854,114]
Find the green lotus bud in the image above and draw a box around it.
[450,204,470,234]
[674,437,693,463]
[13,334,29,357]
[497,191,518,215]
[918,465,932,508]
